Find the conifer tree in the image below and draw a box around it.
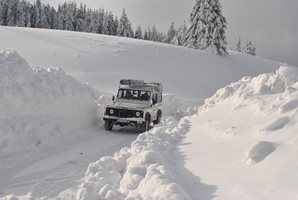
[181,0,228,55]
[117,9,133,37]
[34,0,42,27]
[7,0,19,26]
[134,25,143,39]
[243,40,256,56]
[166,22,176,44]
[236,37,242,52]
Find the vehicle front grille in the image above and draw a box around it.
[119,109,134,118]
[106,108,143,118]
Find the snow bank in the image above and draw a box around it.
[204,66,298,108]
[0,50,101,152]
[180,66,298,199]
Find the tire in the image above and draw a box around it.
[104,120,113,131]
[138,114,150,133]
[153,111,162,125]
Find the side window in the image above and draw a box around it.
[157,93,162,103]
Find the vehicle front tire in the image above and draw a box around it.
[104,120,113,131]
[153,110,162,125]
[138,114,150,133]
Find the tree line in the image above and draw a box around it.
[0,0,177,43]
[0,0,256,56]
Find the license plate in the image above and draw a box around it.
[118,119,129,123]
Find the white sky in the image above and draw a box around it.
[36,0,298,66]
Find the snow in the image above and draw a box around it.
[0,26,280,98]
[180,66,298,199]
[0,50,100,152]
[0,26,294,199]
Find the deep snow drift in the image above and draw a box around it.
[0,26,280,98]
[181,66,298,199]
[0,50,100,152]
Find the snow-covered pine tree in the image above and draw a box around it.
[143,30,148,40]
[151,25,158,41]
[64,2,75,31]
[75,3,86,31]
[86,10,100,33]
[0,0,9,25]
[117,9,133,37]
[7,0,18,26]
[102,11,116,35]
[243,40,256,56]
[236,37,242,52]
[166,22,176,44]
[56,4,65,30]
[134,25,143,39]
[40,4,50,29]
[34,0,42,28]
[173,23,187,45]
[181,0,228,55]
[49,6,57,29]
[17,0,28,27]
[113,16,118,36]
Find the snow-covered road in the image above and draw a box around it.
[0,128,138,198]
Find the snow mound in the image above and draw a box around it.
[244,141,276,165]
[204,66,298,108]
[181,66,298,199]
[56,117,192,200]
[0,50,100,152]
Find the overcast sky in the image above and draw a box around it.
[36,0,298,67]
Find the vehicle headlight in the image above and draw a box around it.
[135,111,141,117]
[109,109,114,114]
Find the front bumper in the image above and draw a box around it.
[103,115,145,125]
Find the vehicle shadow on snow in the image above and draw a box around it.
[174,118,218,200]
[105,126,141,135]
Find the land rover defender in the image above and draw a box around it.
[103,79,163,133]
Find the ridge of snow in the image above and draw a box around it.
[0,50,103,152]
[57,117,191,200]
[181,66,298,199]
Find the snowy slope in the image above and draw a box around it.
[0,26,289,200]
[180,66,298,199]
[0,26,280,98]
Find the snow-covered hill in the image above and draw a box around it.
[1,26,295,200]
[0,26,279,98]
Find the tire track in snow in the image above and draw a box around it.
[0,131,137,198]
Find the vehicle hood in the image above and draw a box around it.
[113,101,150,109]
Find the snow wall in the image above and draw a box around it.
[0,50,101,152]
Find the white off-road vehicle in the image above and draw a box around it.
[103,79,163,133]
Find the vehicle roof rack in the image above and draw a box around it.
[119,79,162,92]
[120,79,145,86]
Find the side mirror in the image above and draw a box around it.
[112,95,115,101]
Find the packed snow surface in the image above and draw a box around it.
[181,66,298,199]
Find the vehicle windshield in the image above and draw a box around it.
[117,89,151,101]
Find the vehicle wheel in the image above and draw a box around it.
[104,120,113,131]
[138,114,150,133]
[153,111,162,125]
